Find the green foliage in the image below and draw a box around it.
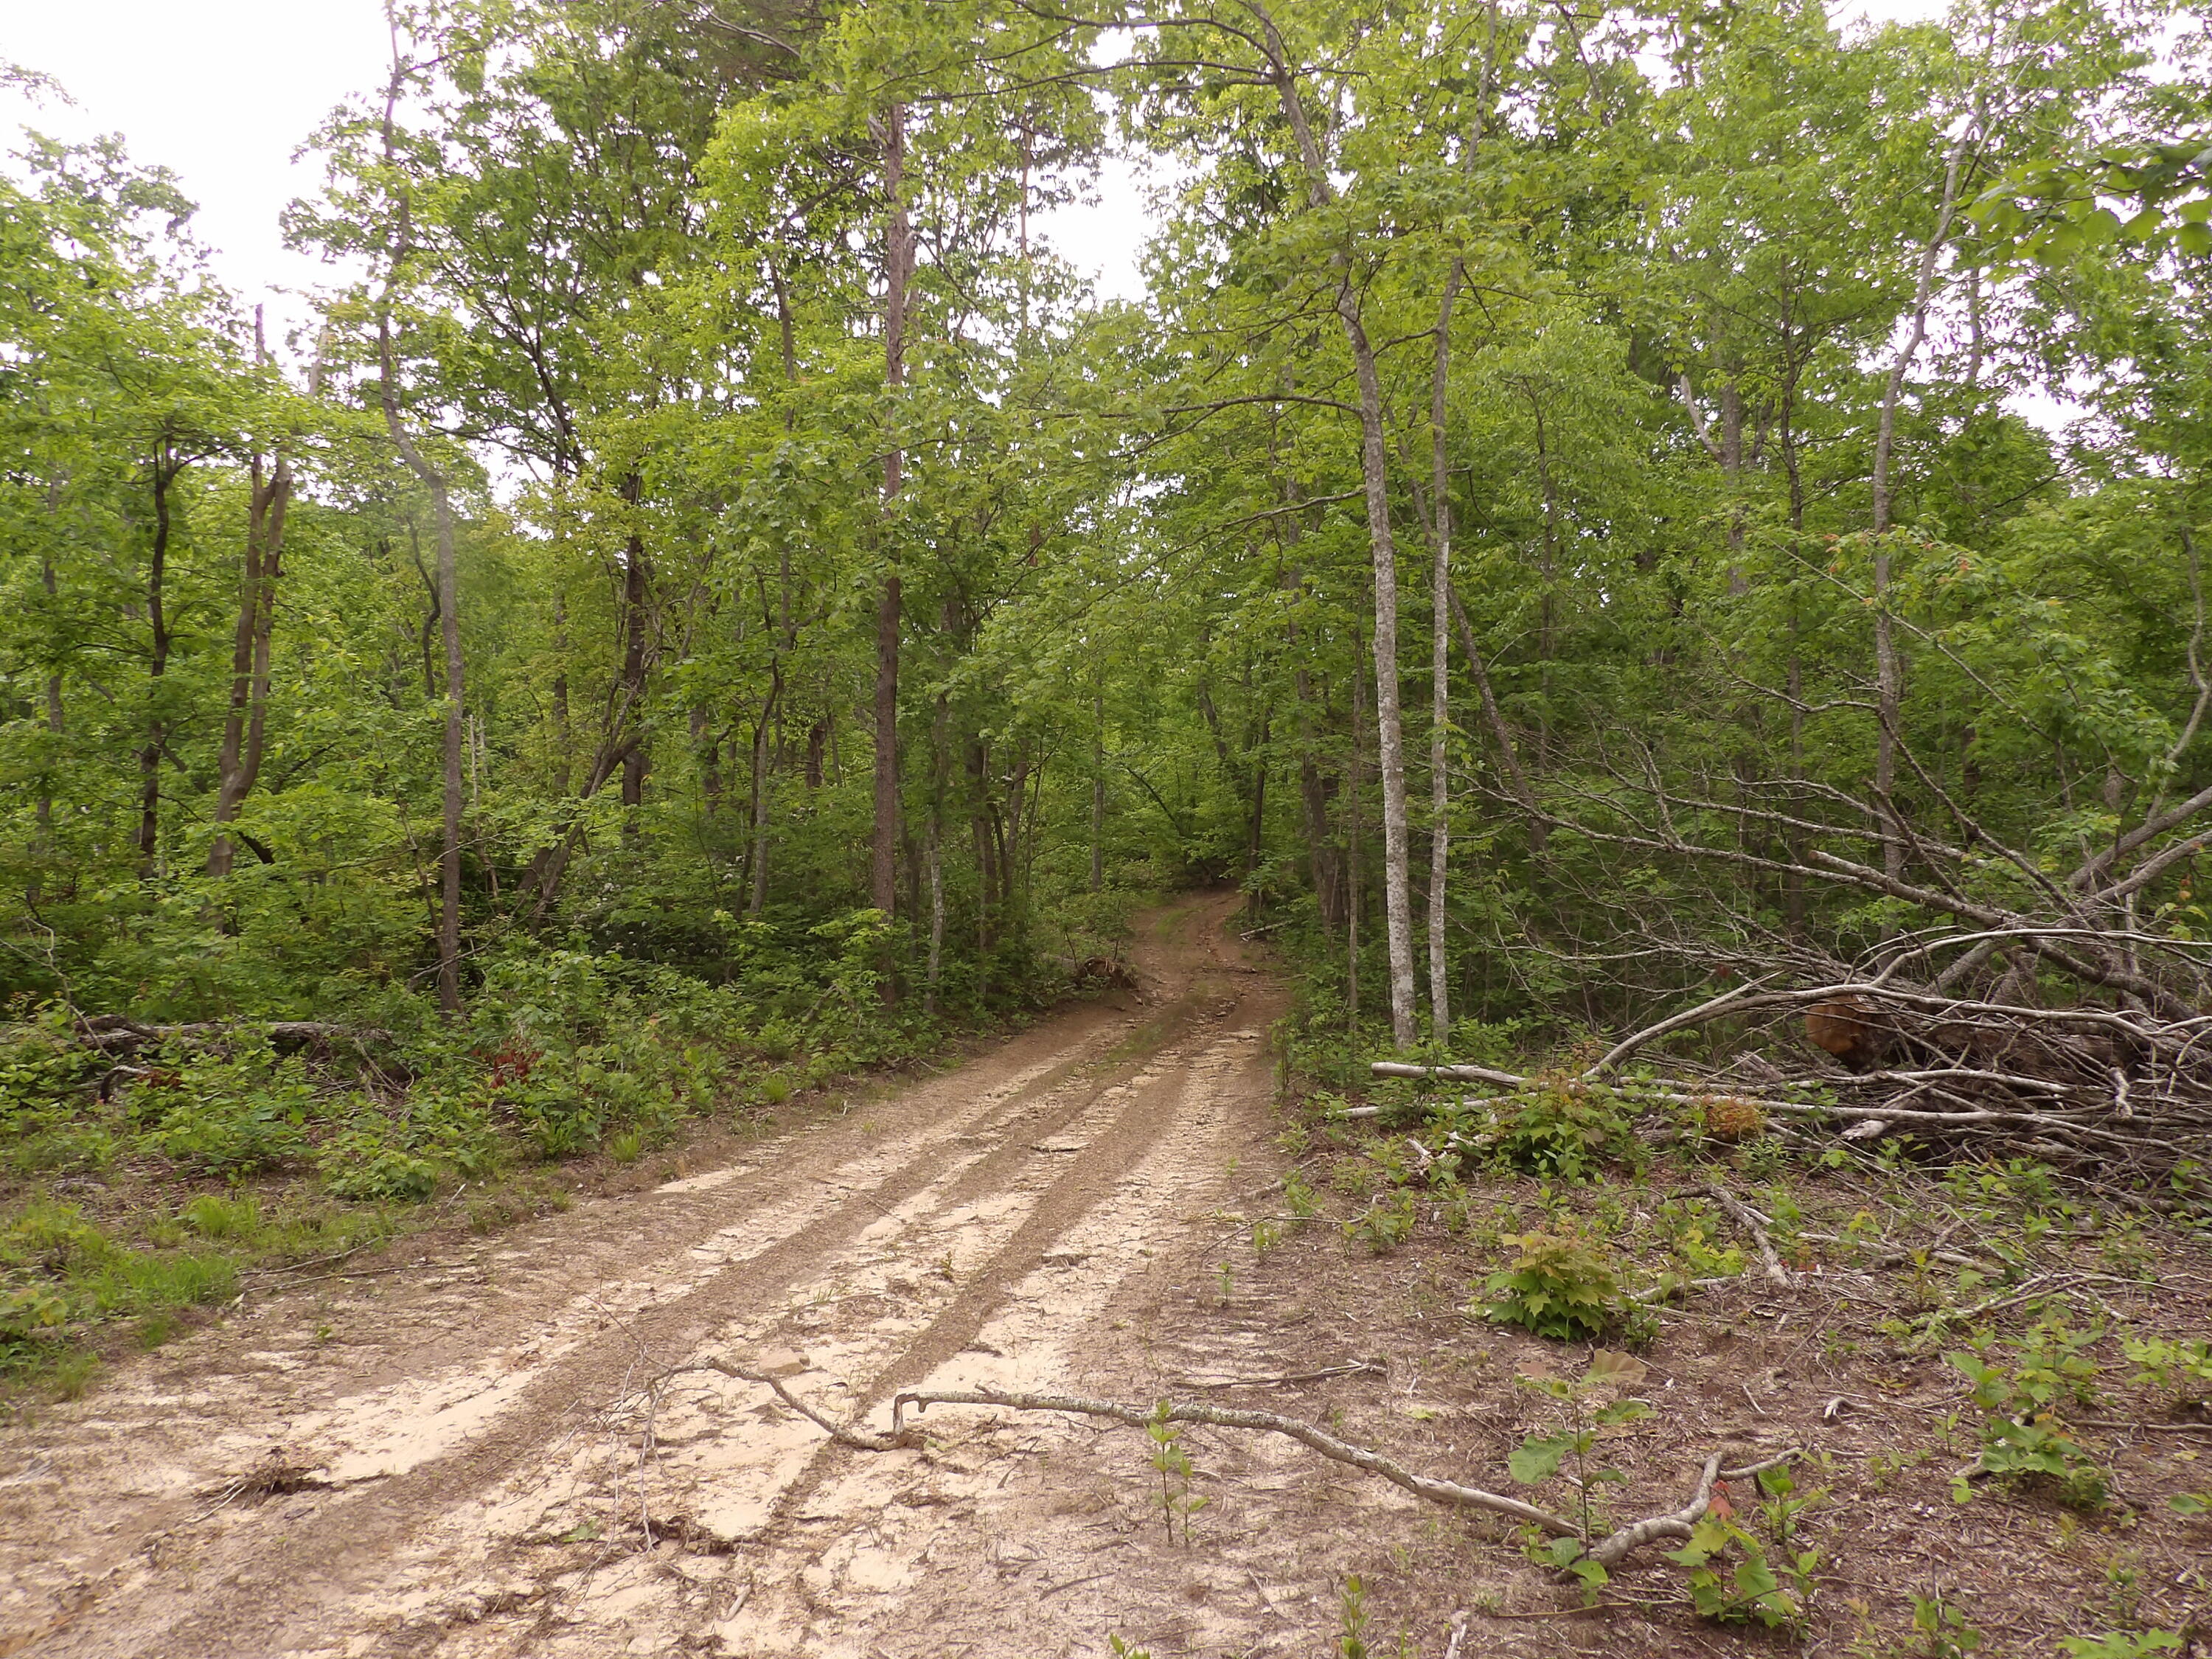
[1344,1192,1416,1253]
[136,1046,315,1176]
[2056,1633,2188,1658]
[1947,1340,2111,1509]
[1909,1590,1986,1656]
[1144,1402,1207,1545]
[2123,1336,2212,1407]
[1666,1514,1815,1629]
[1335,1574,1370,1659]
[1484,1081,1637,1182]
[1481,1232,1632,1343]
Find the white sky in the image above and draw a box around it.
[4,0,1945,344]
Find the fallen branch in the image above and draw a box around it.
[1371,1060,1531,1087]
[65,1017,388,1051]
[893,1385,1570,1531]
[1586,1448,1797,1567]
[1696,1184,1794,1289]
[655,1357,904,1452]
[888,1383,1795,1568]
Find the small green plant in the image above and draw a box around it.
[1481,1231,1631,1342]
[1480,1079,1635,1182]
[1337,1574,1371,1659]
[180,1194,262,1241]
[1251,1217,1284,1256]
[1666,1512,1815,1629]
[1509,1352,1652,1595]
[1345,1192,1416,1253]
[608,1129,644,1164]
[2124,1335,2212,1408]
[1947,1346,2110,1509]
[1105,1638,1153,1659]
[1284,1169,1322,1220]
[1144,1402,1206,1545]
[2057,1634,2188,1658]
[1908,1587,1985,1656]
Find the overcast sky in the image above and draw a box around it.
[5,0,1946,344]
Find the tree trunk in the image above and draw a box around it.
[551,591,572,795]
[209,441,292,876]
[138,440,178,873]
[871,102,912,934]
[748,667,779,917]
[1255,7,1416,1047]
[618,476,651,825]
[1425,263,1461,1039]
[1347,625,1366,1033]
[377,38,467,1014]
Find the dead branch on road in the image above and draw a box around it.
[889,1383,1795,1568]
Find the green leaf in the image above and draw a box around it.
[1509,1435,1571,1485]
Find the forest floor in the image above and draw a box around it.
[1,891,2209,1658]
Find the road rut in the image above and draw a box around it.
[0,892,1349,1658]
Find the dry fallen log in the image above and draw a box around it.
[65,1017,388,1052]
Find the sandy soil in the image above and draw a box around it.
[0,892,1409,1658]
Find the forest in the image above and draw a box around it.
[3,0,2212,1646]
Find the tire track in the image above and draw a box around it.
[16,894,1252,1659]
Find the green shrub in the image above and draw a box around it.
[2058,1634,2188,1658]
[319,1120,440,1201]
[1481,1231,1632,1342]
[1344,1192,1416,1253]
[1474,1080,1636,1182]
[134,1044,314,1175]
[2124,1335,2212,1408]
[1947,1345,2110,1509]
[1666,1515,1815,1629]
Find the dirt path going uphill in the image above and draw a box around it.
[0,892,1422,1659]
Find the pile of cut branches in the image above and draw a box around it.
[1380,937,2212,1178]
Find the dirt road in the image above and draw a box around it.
[0,893,1416,1658]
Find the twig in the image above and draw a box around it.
[1175,1362,1374,1389]
[1697,1184,1793,1289]
[657,1358,905,1451]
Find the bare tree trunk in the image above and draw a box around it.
[551,591,572,796]
[1255,7,1416,1047]
[378,18,466,1014]
[1426,265,1461,1039]
[748,668,779,917]
[211,394,293,873]
[871,102,912,937]
[1348,625,1366,1034]
[1871,112,1978,880]
[1090,669,1105,893]
[138,440,178,874]
[618,477,650,827]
